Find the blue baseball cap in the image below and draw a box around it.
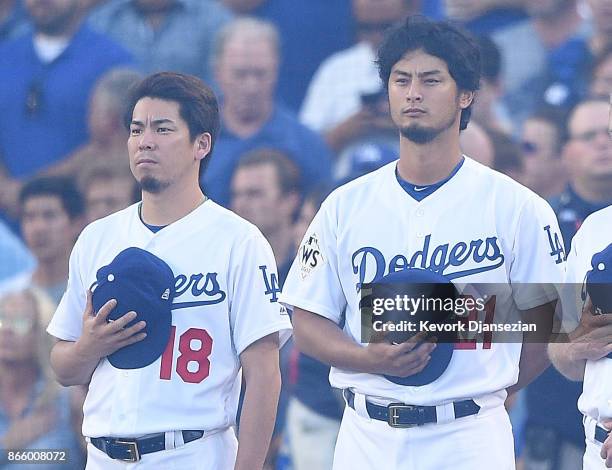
[91,247,175,369]
[368,268,458,386]
[586,243,612,315]
[336,143,398,186]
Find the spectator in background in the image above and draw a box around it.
[221,0,353,111]
[203,18,333,206]
[524,98,612,470]
[0,288,83,470]
[0,177,84,304]
[0,0,29,41]
[300,0,415,153]
[221,0,265,13]
[54,68,142,177]
[0,220,35,285]
[230,148,300,281]
[552,98,612,244]
[461,122,524,182]
[230,148,301,469]
[460,121,495,167]
[88,0,232,81]
[520,106,567,198]
[487,127,523,181]
[590,43,612,98]
[0,0,132,217]
[444,0,528,35]
[492,0,590,125]
[472,35,512,134]
[335,142,398,186]
[286,188,342,470]
[586,0,612,57]
[79,161,137,224]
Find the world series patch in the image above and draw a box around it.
[299,233,325,279]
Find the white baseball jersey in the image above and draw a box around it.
[47,201,292,438]
[562,205,612,423]
[280,157,564,408]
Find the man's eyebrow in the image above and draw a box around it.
[391,69,443,77]
[130,118,176,126]
[419,70,442,77]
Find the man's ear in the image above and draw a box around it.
[195,133,212,161]
[459,90,475,109]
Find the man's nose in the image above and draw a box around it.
[406,82,423,102]
[138,127,156,150]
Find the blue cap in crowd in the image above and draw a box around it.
[91,247,175,369]
[337,143,398,186]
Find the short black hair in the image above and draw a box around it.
[19,176,84,220]
[377,15,481,130]
[124,72,221,180]
[477,35,501,83]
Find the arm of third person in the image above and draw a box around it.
[549,298,612,381]
[293,307,435,378]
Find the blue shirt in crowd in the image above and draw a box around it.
[0,24,132,178]
[202,105,333,207]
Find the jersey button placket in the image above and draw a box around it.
[414,207,427,239]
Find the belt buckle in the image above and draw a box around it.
[115,439,141,462]
[387,403,417,428]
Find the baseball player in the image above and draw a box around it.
[47,72,292,469]
[549,205,612,470]
[279,16,565,470]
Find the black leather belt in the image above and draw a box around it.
[343,389,480,428]
[91,430,204,462]
[596,425,609,444]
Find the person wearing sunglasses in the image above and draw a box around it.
[0,288,83,469]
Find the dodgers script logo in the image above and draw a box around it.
[352,234,505,290]
[172,272,226,309]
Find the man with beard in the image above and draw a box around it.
[47,72,291,469]
[279,16,564,470]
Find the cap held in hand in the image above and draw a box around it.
[586,243,612,315]
[91,247,175,369]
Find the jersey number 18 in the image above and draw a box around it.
[159,326,213,383]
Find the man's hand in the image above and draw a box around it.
[365,331,436,377]
[74,290,147,362]
[568,298,612,362]
[600,418,612,467]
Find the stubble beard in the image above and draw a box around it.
[399,112,458,145]
[138,176,170,194]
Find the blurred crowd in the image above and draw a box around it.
[0,0,611,469]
